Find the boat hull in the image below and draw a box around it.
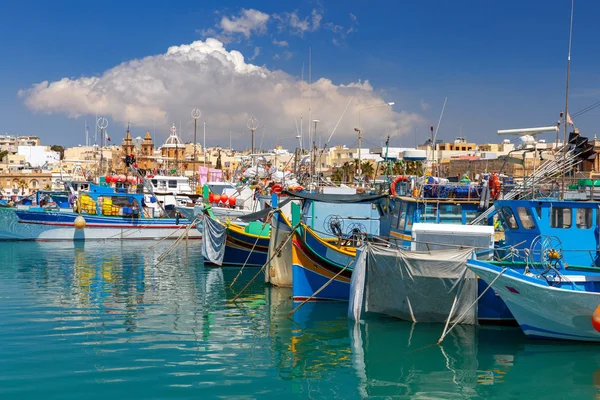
[291,229,354,302]
[292,224,513,321]
[469,260,600,341]
[0,208,201,241]
[202,221,270,267]
[266,215,293,287]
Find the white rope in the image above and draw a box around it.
[286,259,353,318]
[228,209,278,288]
[437,267,507,344]
[229,221,302,302]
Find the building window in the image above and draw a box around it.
[576,208,592,229]
[516,207,535,230]
[551,207,572,229]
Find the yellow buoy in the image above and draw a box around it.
[74,216,86,230]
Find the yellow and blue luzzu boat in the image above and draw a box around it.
[201,210,271,267]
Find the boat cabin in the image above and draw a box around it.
[389,196,487,247]
[147,175,194,195]
[496,199,599,265]
[75,184,146,218]
[300,195,391,239]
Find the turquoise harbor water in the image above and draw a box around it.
[1,241,600,399]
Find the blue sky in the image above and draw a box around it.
[1,0,599,149]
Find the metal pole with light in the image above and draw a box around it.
[430,125,434,174]
[203,122,206,167]
[355,102,394,179]
[247,117,259,156]
[191,108,201,172]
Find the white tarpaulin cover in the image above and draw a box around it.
[201,214,227,266]
[349,245,477,325]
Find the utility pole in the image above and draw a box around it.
[247,117,259,161]
[191,108,201,180]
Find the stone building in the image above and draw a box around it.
[0,172,53,198]
[160,124,186,171]
[139,131,155,170]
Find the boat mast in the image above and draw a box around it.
[561,0,575,200]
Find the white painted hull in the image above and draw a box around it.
[469,261,600,342]
[0,207,202,241]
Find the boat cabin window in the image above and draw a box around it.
[535,205,542,218]
[516,207,535,230]
[501,206,518,229]
[465,210,478,224]
[151,179,158,187]
[424,203,438,223]
[405,203,414,230]
[576,208,593,229]
[551,207,572,229]
[168,180,177,188]
[396,202,407,229]
[439,204,462,224]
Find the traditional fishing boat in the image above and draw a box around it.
[290,192,390,302]
[200,206,271,267]
[0,184,200,241]
[265,194,299,287]
[495,198,600,265]
[468,257,600,342]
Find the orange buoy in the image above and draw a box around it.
[74,216,86,230]
[592,305,600,332]
[390,175,408,196]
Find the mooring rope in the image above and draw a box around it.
[286,259,353,318]
[229,221,302,303]
[228,209,278,288]
[437,267,508,344]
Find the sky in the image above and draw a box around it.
[1,0,600,150]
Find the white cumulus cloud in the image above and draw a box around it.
[274,9,323,36]
[272,39,289,47]
[219,8,270,38]
[19,38,423,146]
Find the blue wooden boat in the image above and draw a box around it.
[0,184,199,241]
[496,198,599,266]
[290,193,390,302]
[200,205,271,267]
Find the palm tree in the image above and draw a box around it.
[341,162,353,184]
[18,179,27,196]
[332,168,343,183]
[361,161,374,182]
[405,161,423,176]
[392,160,404,175]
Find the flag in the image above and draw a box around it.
[567,112,574,126]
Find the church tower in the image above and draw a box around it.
[141,131,155,170]
[122,125,134,156]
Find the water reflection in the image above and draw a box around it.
[0,241,600,399]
